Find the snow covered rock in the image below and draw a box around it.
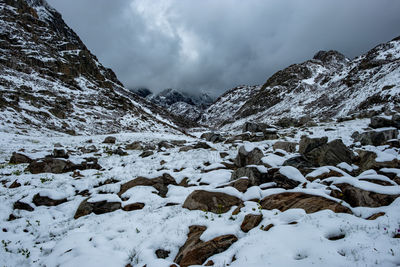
[352,128,398,146]
[273,141,297,153]
[26,157,101,174]
[174,225,237,267]
[74,198,121,219]
[260,192,352,214]
[231,166,270,186]
[331,183,400,207]
[182,190,242,214]
[32,193,67,207]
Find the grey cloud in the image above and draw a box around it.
[47,0,400,96]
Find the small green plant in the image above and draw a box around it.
[217,204,224,215]
[12,170,22,176]
[136,228,140,233]
[40,177,53,183]
[35,220,40,226]
[17,248,30,258]
[2,240,11,252]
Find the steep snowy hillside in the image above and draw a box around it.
[0,0,182,135]
[147,89,214,121]
[202,38,400,130]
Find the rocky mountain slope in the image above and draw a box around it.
[0,0,186,135]
[145,88,214,121]
[201,38,400,130]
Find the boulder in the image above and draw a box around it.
[298,136,328,155]
[13,201,34,212]
[243,122,269,132]
[25,158,102,174]
[231,166,270,186]
[231,178,251,193]
[241,214,263,232]
[125,141,142,150]
[330,183,399,207]
[305,139,353,166]
[270,168,302,189]
[282,156,314,175]
[352,129,398,146]
[9,180,21,188]
[32,193,67,206]
[273,141,297,153]
[369,116,393,128]
[201,132,224,143]
[74,198,121,219]
[355,150,400,173]
[193,142,212,149]
[118,173,177,198]
[51,148,69,159]
[122,202,145,211]
[139,150,154,158]
[182,190,243,214]
[234,146,264,167]
[260,192,352,214]
[392,114,400,129]
[158,141,174,150]
[9,152,32,164]
[103,136,116,144]
[155,249,170,259]
[174,225,237,267]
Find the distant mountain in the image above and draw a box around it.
[0,0,185,135]
[144,88,215,121]
[128,87,153,98]
[201,37,400,130]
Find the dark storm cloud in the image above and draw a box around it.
[47,0,400,96]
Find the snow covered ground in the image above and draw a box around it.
[0,119,399,267]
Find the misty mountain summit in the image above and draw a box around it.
[0,0,400,267]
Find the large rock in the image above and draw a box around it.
[260,192,352,214]
[51,148,69,159]
[32,193,67,206]
[369,116,393,129]
[330,183,399,207]
[241,214,263,232]
[118,173,177,198]
[298,136,328,155]
[9,152,32,164]
[283,155,314,175]
[355,150,400,173]
[125,141,142,150]
[201,132,224,143]
[103,136,116,144]
[352,129,398,146]
[25,158,102,174]
[305,139,353,166]
[243,122,270,133]
[392,114,400,129]
[183,190,243,214]
[174,225,237,267]
[231,166,270,186]
[273,141,297,153]
[74,198,121,219]
[234,146,264,167]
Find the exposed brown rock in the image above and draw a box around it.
[103,136,116,144]
[32,193,67,206]
[9,152,32,164]
[273,141,297,153]
[74,198,121,219]
[174,225,237,267]
[234,146,264,167]
[241,214,263,232]
[13,201,34,212]
[330,183,399,207]
[231,166,270,186]
[122,202,145,211]
[183,190,242,214]
[260,192,352,214]
[155,249,170,259]
[118,173,177,198]
[9,180,21,188]
[26,158,101,174]
[263,223,274,231]
[366,212,385,220]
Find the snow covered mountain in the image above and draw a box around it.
[145,88,214,121]
[0,0,185,135]
[201,38,400,130]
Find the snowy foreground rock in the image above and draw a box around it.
[1,118,400,267]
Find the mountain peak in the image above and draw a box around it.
[313,50,347,63]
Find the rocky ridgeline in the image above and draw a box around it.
[3,115,399,266]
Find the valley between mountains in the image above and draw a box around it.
[1,1,400,267]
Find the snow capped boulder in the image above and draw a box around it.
[33,193,67,207]
[51,148,69,159]
[273,141,297,153]
[74,197,121,219]
[174,225,237,267]
[299,136,328,155]
[234,145,264,167]
[231,166,270,186]
[330,183,400,207]
[200,132,225,143]
[260,192,352,214]
[25,157,102,174]
[103,136,116,144]
[183,190,242,214]
[369,116,394,129]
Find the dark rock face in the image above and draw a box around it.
[234,146,264,167]
[370,116,394,128]
[9,152,32,164]
[118,173,177,198]
[103,136,116,144]
[241,214,263,232]
[193,142,212,149]
[270,168,301,189]
[174,225,237,267]
[260,192,352,214]
[299,136,328,155]
[352,129,398,146]
[231,167,270,186]
[13,201,34,212]
[283,155,314,175]
[122,202,145,211]
[273,141,297,153]
[201,132,224,143]
[243,122,272,133]
[155,249,170,259]
[182,190,242,214]
[355,150,400,173]
[74,199,121,219]
[51,149,69,159]
[125,141,142,150]
[25,158,102,174]
[331,183,399,207]
[32,193,67,206]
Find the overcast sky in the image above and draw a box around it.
[47,0,400,96]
